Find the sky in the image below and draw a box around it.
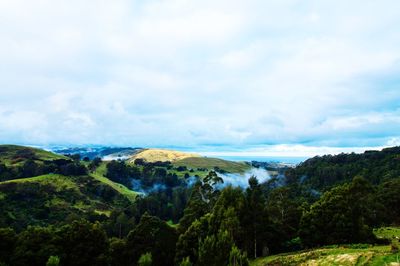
[0,0,400,157]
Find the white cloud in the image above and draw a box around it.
[0,0,400,151]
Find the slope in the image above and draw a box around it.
[128,148,250,174]
[0,173,131,230]
[0,144,68,166]
[128,148,200,163]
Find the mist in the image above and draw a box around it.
[131,179,167,195]
[216,167,271,189]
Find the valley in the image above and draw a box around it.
[0,144,399,265]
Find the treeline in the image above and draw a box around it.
[1,147,400,265]
[0,218,177,266]
[104,160,200,224]
[286,146,400,190]
[2,173,398,266]
[105,160,183,190]
[0,174,399,265]
[0,158,87,182]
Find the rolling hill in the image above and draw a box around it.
[0,145,69,166]
[0,145,137,229]
[128,148,200,163]
[0,173,131,230]
[128,148,250,173]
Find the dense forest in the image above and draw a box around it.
[0,145,399,265]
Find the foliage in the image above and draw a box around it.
[229,245,249,266]
[289,146,400,190]
[178,257,192,266]
[2,145,400,265]
[299,177,377,247]
[198,230,234,266]
[0,174,129,230]
[138,252,152,266]
[127,213,178,266]
[0,227,16,265]
[251,245,400,266]
[174,157,250,173]
[46,256,60,266]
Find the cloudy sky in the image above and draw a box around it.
[0,0,400,156]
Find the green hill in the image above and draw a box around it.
[251,244,399,266]
[0,145,137,230]
[0,173,131,230]
[0,144,68,166]
[288,146,400,191]
[128,148,250,174]
[252,227,400,266]
[173,156,250,173]
[90,161,137,202]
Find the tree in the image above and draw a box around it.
[88,157,102,171]
[20,159,38,177]
[178,182,209,234]
[228,245,249,266]
[266,187,303,251]
[179,257,192,266]
[244,176,268,258]
[175,216,209,264]
[138,252,152,266]
[299,177,376,247]
[0,227,16,265]
[46,256,60,266]
[109,237,129,266]
[377,178,400,225]
[127,213,178,266]
[198,230,234,266]
[11,226,60,266]
[59,220,109,266]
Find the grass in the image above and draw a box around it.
[251,228,400,266]
[90,162,137,202]
[168,168,210,179]
[0,144,68,166]
[251,245,399,266]
[128,148,200,163]
[0,174,78,191]
[173,157,250,173]
[374,227,400,241]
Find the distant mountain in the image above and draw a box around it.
[52,146,143,160]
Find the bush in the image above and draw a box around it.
[179,257,192,266]
[46,256,60,266]
[138,252,152,266]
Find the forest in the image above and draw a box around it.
[0,145,399,265]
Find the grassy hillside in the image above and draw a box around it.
[127,148,250,174]
[174,156,250,173]
[90,162,137,202]
[0,144,68,166]
[252,227,400,266]
[128,148,200,163]
[0,173,131,230]
[251,245,400,266]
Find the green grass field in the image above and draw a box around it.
[251,245,400,266]
[173,157,250,173]
[0,173,118,217]
[374,227,400,241]
[90,162,137,202]
[0,173,78,191]
[251,228,400,266]
[0,144,68,166]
